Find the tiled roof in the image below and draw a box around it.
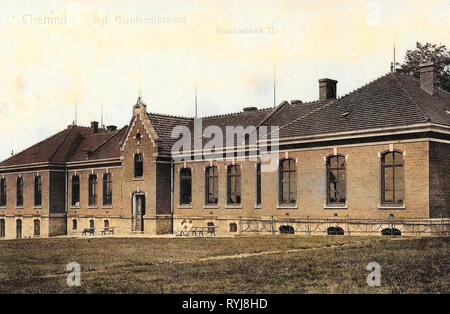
[0,125,124,167]
[2,72,449,167]
[147,113,193,156]
[146,72,450,155]
[275,73,450,139]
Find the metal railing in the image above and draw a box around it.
[238,215,450,236]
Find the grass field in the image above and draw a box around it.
[0,236,448,293]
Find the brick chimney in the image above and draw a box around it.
[319,78,338,101]
[420,62,437,95]
[91,121,99,133]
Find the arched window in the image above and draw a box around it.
[327,226,344,235]
[279,225,295,234]
[279,159,297,205]
[205,166,218,205]
[327,155,346,205]
[72,219,77,231]
[227,165,241,205]
[180,168,192,205]
[136,133,142,146]
[34,175,42,207]
[16,219,22,239]
[381,228,402,236]
[229,223,237,233]
[16,177,23,207]
[134,153,144,178]
[381,152,404,205]
[34,219,40,237]
[88,174,97,206]
[71,175,80,207]
[103,173,112,206]
[0,219,5,238]
[0,178,6,207]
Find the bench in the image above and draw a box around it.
[100,227,116,235]
[190,226,218,237]
[82,228,95,236]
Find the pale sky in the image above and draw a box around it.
[0,0,449,161]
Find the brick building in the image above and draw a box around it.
[0,63,449,239]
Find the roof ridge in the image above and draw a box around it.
[262,73,395,138]
[201,107,273,119]
[396,72,450,96]
[147,112,193,120]
[254,101,290,130]
[88,126,128,157]
[266,99,339,138]
[49,125,77,161]
[392,74,431,122]
[336,72,393,100]
[0,127,72,165]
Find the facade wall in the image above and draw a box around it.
[0,137,445,238]
[429,141,450,218]
[173,141,431,234]
[119,114,159,234]
[66,166,122,235]
[0,170,51,239]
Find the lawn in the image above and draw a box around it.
[0,236,448,293]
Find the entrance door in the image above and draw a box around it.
[133,194,145,232]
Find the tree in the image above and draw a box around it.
[397,42,450,92]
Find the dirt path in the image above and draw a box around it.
[27,241,362,280]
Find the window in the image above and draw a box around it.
[327,226,344,235]
[180,168,192,205]
[229,223,237,233]
[104,220,109,228]
[279,225,294,234]
[381,228,402,236]
[327,155,346,205]
[381,152,404,205]
[0,178,6,207]
[279,159,297,205]
[72,219,77,230]
[0,219,5,238]
[34,175,42,207]
[16,219,22,239]
[34,219,40,237]
[89,219,95,229]
[134,153,144,178]
[256,163,262,206]
[88,174,97,206]
[205,166,218,205]
[16,177,23,207]
[72,176,80,207]
[227,165,241,205]
[136,133,142,146]
[103,173,113,206]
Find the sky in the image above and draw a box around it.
[0,0,449,161]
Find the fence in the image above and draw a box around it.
[238,216,450,236]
